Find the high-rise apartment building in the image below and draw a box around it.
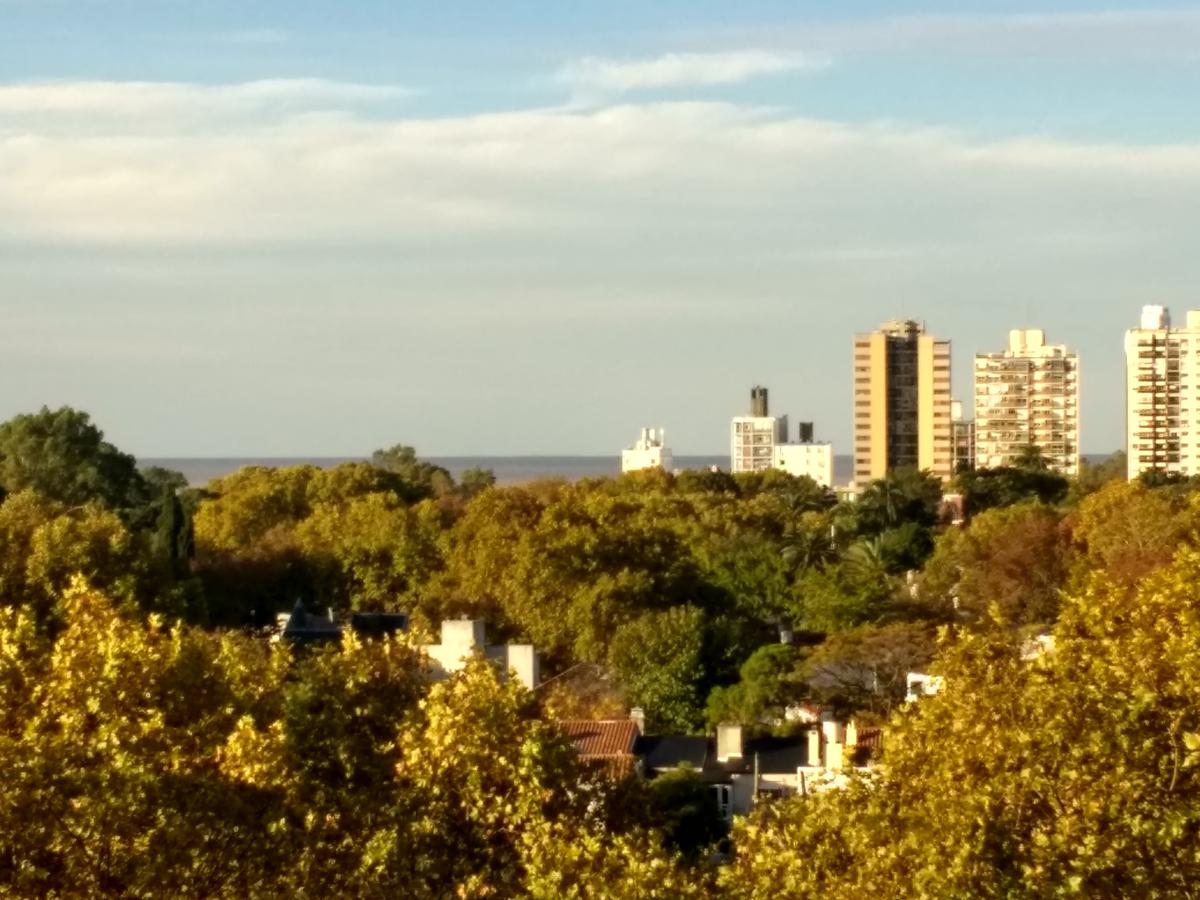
[1125,306,1200,479]
[974,329,1079,476]
[731,386,788,474]
[852,320,953,483]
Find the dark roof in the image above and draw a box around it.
[281,602,410,643]
[637,732,813,777]
[740,735,810,774]
[282,600,342,642]
[349,612,409,638]
[636,735,710,771]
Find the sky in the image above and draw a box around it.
[4,2,1200,456]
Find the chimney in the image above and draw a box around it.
[796,421,814,443]
[750,385,768,417]
[820,711,845,745]
[716,723,743,763]
[825,739,845,772]
[629,707,645,735]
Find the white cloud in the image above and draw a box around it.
[1,86,1198,254]
[4,79,1200,455]
[554,50,827,94]
[0,78,414,134]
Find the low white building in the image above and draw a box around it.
[621,427,674,473]
[424,619,539,690]
[773,442,834,487]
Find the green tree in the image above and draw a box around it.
[722,547,1200,900]
[955,464,1069,518]
[609,606,707,733]
[920,502,1072,626]
[0,490,146,622]
[802,622,937,718]
[705,643,801,728]
[295,493,444,613]
[852,467,943,536]
[1072,479,1200,588]
[790,565,892,634]
[140,465,189,496]
[370,444,455,500]
[0,406,149,510]
[1068,449,1126,501]
[645,764,728,860]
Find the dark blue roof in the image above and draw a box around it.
[635,735,710,771]
[637,732,812,777]
[349,612,409,637]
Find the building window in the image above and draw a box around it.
[713,784,733,821]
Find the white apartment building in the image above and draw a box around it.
[729,386,833,485]
[1125,306,1200,479]
[974,329,1079,476]
[621,427,674,473]
[730,414,789,473]
[773,442,834,487]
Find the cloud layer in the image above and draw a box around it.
[3,75,1199,454]
[2,80,1198,248]
[0,78,413,132]
[554,50,827,94]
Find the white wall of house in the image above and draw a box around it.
[423,619,539,690]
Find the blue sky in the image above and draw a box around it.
[3,2,1200,456]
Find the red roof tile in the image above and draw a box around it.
[559,719,639,759]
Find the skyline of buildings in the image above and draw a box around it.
[625,305,1200,487]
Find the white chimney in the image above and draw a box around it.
[806,726,821,768]
[820,711,845,745]
[716,723,743,763]
[629,707,645,735]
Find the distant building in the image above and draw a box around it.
[853,319,953,484]
[278,605,537,690]
[638,716,875,819]
[1125,306,1200,479]
[621,427,673,473]
[950,400,975,474]
[278,600,409,643]
[773,441,834,487]
[731,386,788,473]
[423,618,539,691]
[730,387,834,485]
[974,329,1079,475]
